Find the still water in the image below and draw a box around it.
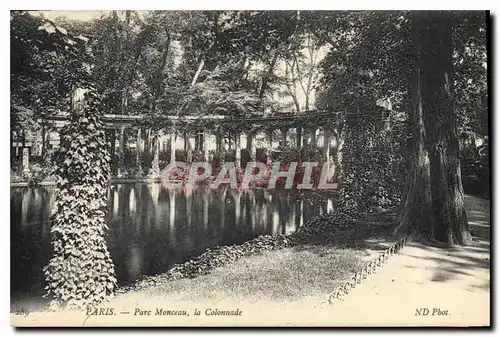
[11,183,337,304]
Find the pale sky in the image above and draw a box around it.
[30,10,110,21]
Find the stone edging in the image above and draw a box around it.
[116,234,293,294]
[320,236,409,307]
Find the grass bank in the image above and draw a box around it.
[110,210,397,308]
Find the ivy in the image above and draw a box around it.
[43,88,117,310]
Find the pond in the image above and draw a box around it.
[10,183,337,306]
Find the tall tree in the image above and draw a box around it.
[396,12,435,238]
[397,11,471,244]
[419,11,470,244]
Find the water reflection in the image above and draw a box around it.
[11,184,337,303]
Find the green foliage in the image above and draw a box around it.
[43,89,117,310]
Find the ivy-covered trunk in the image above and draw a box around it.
[292,103,377,242]
[334,105,374,225]
[44,88,117,310]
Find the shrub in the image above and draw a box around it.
[275,146,300,163]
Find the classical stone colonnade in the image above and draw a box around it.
[32,112,340,178]
[102,114,338,178]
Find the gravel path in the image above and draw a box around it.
[323,194,490,327]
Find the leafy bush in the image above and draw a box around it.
[300,145,324,162]
[275,146,300,163]
[209,150,226,168]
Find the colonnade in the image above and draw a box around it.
[105,123,335,178]
[13,110,344,179]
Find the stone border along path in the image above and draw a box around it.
[320,236,409,307]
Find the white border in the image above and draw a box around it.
[2,2,498,336]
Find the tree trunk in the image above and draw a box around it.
[419,11,470,244]
[395,12,435,238]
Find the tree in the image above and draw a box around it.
[397,11,471,244]
[305,11,482,244]
[44,87,117,310]
[420,12,470,243]
[396,12,436,239]
[11,11,91,157]
[15,17,121,309]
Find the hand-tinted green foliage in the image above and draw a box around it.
[43,89,116,310]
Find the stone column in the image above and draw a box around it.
[41,123,47,158]
[194,131,200,152]
[185,132,193,164]
[323,126,331,164]
[117,125,127,178]
[58,129,64,149]
[183,132,188,151]
[145,129,151,154]
[281,127,288,147]
[170,131,176,164]
[148,133,160,178]
[248,131,256,161]
[216,133,222,152]
[108,129,116,175]
[31,129,39,157]
[203,129,209,162]
[311,127,317,148]
[21,147,30,178]
[296,126,303,148]
[11,130,16,158]
[266,130,273,166]
[235,130,241,169]
[135,128,144,177]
